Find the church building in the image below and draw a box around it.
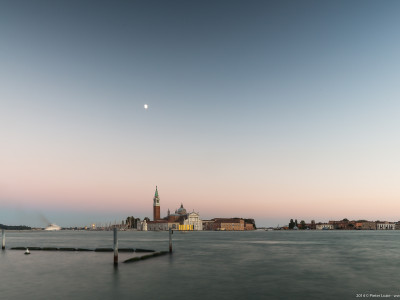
[147,186,203,231]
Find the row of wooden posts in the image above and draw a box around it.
[1,228,173,265]
[112,228,173,265]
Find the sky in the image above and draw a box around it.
[1,0,400,227]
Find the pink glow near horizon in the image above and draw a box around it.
[2,156,400,223]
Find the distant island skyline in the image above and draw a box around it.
[2,184,400,228]
[1,187,398,230]
[2,183,400,228]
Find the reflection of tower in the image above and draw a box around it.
[153,186,160,221]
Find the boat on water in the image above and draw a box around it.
[45,224,61,231]
[24,248,30,255]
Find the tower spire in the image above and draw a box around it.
[153,186,160,221]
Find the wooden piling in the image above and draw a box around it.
[2,229,5,250]
[169,228,172,253]
[113,227,118,265]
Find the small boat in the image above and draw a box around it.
[24,248,30,255]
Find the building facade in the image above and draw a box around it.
[138,219,147,231]
[212,218,245,231]
[147,220,169,231]
[316,223,334,230]
[329,220,356,230]
[183,212,203,231]
[376,222,396,230]
[355,221,376,230]
[245,223,255,230]
[202,220,215,231]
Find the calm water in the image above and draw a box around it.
[1,230,400,300]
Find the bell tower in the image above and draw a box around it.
[153,186,160,221]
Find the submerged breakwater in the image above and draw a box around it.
[9,247,155,252]
[124,251,168,263]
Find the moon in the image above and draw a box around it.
[144,104,148,110]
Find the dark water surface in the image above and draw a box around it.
[1,230,400,300]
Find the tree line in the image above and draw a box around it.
[0,224,31,230]
[288,219,307,229]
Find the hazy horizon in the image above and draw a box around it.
[1,0,400,227]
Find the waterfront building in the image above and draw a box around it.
[179,224,193,230]
[147,220,169,231]
[202,220,215,230]
[245,223,255,230]
[183,212,203,231]
[244,218,256,230]
[146,220,182,231]
[316,223,334,230]
[329,220,356,230]
[355,221,376,230]
[168,222,180,230]
[212,218,245,231]
[137,219,147,231]
[376,222,395,230]
[202,218,255,231]
[166,204,203,230]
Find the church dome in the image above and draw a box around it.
[175,203,187,215]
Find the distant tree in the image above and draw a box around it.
[125,216,135,228]
[144,217,150,223]
[311,220,316,230]
[295,219,298,227]
[289,219,295,229]
[342,218,349,222]
[300,220,306,229]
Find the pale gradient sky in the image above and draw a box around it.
[1,0,400,227]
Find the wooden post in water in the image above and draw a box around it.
[113,227,118,265]
[169,228,173,253]
[2,229,5,250]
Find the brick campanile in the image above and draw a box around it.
[153,186,160,221]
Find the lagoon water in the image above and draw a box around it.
[1,230,400,299]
